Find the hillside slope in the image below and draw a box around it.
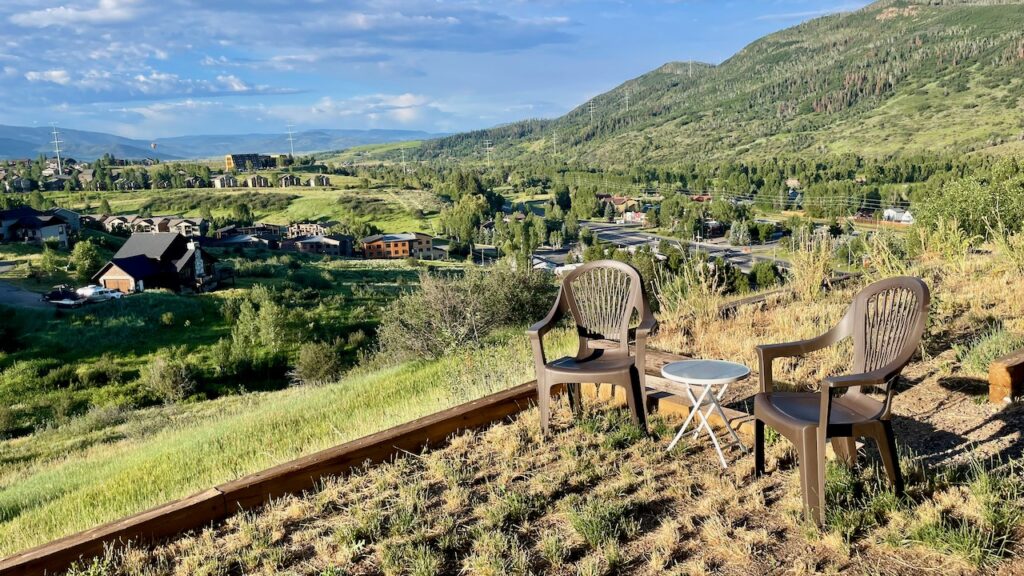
[424,0,1024,166]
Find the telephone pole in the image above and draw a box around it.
[483,139,494,164]
[50,124,64,174]
[286,124,296,158]
[624,93,630,113]
[588,101,595,123]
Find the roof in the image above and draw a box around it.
[0,206,43,222]
[113,232,185,261]
[361,233,418,243]
[106,254,162,280]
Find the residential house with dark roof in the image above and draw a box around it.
[287,221,337,238]
[306,175,330,187]
[278,174,302,187]
[243,174,270,188]
[92,232,218,293]
[293,234,354,257]
[212,175,237,188]
[0,206,71,247]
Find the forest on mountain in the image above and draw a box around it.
[418,0,1024,167]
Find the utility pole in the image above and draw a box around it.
[552,132,558,156]
[50,124,63,174]
[624,92,629,114]
[286,124,296,158]
[483,139,493,164]
[401,148,407,173]
[588,101,595,123]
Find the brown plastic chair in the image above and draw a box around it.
[753,276,930,525]
[527,260,657,435]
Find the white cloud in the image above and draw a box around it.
[25,69,71,85]
[10,0,142,28]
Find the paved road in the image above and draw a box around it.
[581,221,790,273]
[0,280,49,309]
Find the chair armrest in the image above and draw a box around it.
[526,287,565,367]
[635,314,657,338]
[755,315,852,393]
[825,370,890,389]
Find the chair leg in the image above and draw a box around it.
[537,381,551,436]
[876,420,904,496]
[831,437,858,469]
[754,419,765,476]
[567,383,583,417]
[799,428,826,526]
[625,367,648,434]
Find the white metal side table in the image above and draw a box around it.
[662,359,750,468]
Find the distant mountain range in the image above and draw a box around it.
[0,125,443,161]
[424,0,1024,166]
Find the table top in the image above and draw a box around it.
[661,359,750,386]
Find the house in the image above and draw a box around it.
[167,217,208,238]
[214,225,238,239]
[183,177,206,189]
[49,207,81,234]
[243,174,270,188]
[0,206,70,247]
[225,154,273,172]
[241,222,288,239]
[212,175,237,188]
[785,178,801,189]
[278,174,302,187]
[92,232,218,293]
[623,211,647,226]
[5,177,34,193]
[43,176,73,191]
[600,196,640,215]
[78,169,95,186]
[361,232,434,259]
[883,208,915,225]
[288,221,337,238]
[294,234,354,257]
[307,175,330,187]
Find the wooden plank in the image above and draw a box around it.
[990,348,1024,404]
[0,489,225,576]
[217,381,539,512]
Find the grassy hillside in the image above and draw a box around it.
[0,329,574,556]
[422,0,1024,166]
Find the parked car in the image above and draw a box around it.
[42,284,79,303]
[75,285,124,302]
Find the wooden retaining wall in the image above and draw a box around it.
[0,382,542,576]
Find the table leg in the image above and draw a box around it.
[667,384,711,451]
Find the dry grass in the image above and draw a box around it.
[64,402,1023,576]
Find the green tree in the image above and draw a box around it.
[39,244,64,281]
[98,198,112,215]
[70,240,103,283]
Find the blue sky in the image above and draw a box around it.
[0,0,868,138]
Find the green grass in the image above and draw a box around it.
[954,325,1024,376]
[0,329,576,556]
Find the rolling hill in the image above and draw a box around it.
[421,0,1024,166]
[0,125,442,162]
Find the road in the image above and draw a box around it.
[0,280,49,310]
[580,221,790,273]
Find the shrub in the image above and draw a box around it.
[955,326,1024,376]
[788,233,833,301]
[140,348,196,404]
[293,339,346,385]
[750,261,782,290]
[159,312,175,327]
[376,266,555,359]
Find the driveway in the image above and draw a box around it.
[0,280,48,310]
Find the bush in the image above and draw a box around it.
[750,261,782,290]
[293,339,346,385]
[159,312,175,327]
[376,266,556,360]
[140,348,196,404]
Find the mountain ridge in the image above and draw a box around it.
[0,125,444,162]
[420,0,1024,166]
